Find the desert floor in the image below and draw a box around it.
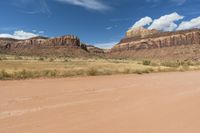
[0,71,200,133]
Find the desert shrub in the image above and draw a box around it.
[123,68,131,74]
[39,57,44,61]
[87,67,98,76]
[161,61,180,67]
[143,68,154,73]
[134,70,143,74]
[74,69,85,76]
[42,70,52,77]
[142,60,151,66]
[161,60,196,68]
[180,65,190,71]
[42,70,58,77]
[2,57,8,60]
[11,70,59,79]
[14,56,23,60]
[150,62,159,66]
[0,70,11,79]
[194,62,200,66]
[186,61,195,66]
[12,70,34,79]
[49,58,54,62]
[101,70,113,75]
[62,69,84,77]
[64,59,69,62]
[50,70,57,77]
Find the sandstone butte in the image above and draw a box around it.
[109,27,200,60]
[0,35,104,57]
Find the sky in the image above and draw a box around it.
[0,0,200,48]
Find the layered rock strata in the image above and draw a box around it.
[111,28,200,52]
[0,35,104,56]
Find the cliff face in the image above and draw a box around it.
[0,35,81,49]
[0,35,103,57]
[109,28,200,60]
[111,28,200,52]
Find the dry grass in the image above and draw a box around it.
[0,54,200,80]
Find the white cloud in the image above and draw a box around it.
[177,16,200,30]
[171,0,186,5]
[93,41,118,49]
[146,0,187,5]
[32,30,37,33]
[106,27,112,30]
[12,0,50,15]
[55,0,110,11]
[0,30,38,40]
[38,31,45,34]
[148,12,184,31]
[131,16,153,29]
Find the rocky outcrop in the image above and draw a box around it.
[111,28,200,52]
[12,35,82,49]
[126,27,158,38]
[0,35,104,57]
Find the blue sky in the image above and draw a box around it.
[0,0,200,48]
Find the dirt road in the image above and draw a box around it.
[1,72,200,133]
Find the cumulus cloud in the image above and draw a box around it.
[130,16,153,29]
[0,30,38,40]
[55,0,110,11]
[148,12,184,31]
[177,16,200,30]
[128,12,200,31]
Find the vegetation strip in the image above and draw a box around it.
[1,54,200,80]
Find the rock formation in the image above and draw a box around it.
[126,27,158,38]
[0,35,104,57]
[110,27,200,60]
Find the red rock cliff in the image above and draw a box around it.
[111,28,200,52]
